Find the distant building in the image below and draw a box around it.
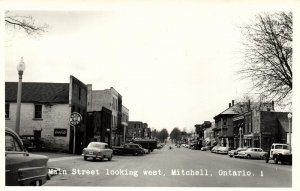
[5,76,88,154]
[213,100,275,148]
[87,85,123,146]
[122,106,129,144]
[127,121,144,141]
[195,121,212,146]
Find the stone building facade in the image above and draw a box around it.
[5,76,88,153]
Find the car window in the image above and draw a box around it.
[5,133,22,152]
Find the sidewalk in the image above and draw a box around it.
[34,151,78,159]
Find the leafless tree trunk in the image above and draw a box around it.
[239,12,292,105]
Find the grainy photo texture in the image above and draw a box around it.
[4,2,293,188]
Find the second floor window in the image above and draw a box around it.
[79,87,81,100]
[34,104,42,119]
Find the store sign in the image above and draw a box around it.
[70,112,82,126]
[54,128,67,137]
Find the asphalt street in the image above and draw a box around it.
[44,144,292,187]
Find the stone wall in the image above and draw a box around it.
[5,102,71,152]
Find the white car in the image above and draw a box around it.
[237,148,267,159]
[82,142,113,161]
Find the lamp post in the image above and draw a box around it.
[15,57,25,135]
[239,127,242,148]
[287,113,292,152]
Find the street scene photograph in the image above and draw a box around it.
[2,0,299,190]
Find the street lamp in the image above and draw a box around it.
[239,127,242,148]
[15,57,25,135]
[287,113,292,152]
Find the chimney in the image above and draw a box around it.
[87,84,92,91]
[229,103,231,108]
[232,100,235,106]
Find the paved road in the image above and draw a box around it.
[44,145,292,187]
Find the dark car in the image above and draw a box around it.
[5,128,50,186]
[20,135,46,151]
[112,143,145,156]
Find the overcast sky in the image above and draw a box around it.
[4,2,295,133]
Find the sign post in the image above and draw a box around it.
[70,112,82,154]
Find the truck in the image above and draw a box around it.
[265,143,292,165]
[132,139,158,152]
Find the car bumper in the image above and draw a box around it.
[82,154,103,159]
[236,154,246,158]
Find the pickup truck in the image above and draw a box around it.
[265,143,292,165]
[112,143,145,156]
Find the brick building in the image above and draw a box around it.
[87,85,123,146]
[127,121,145,141]
[5,76,88,154]
[121,106,129,144]
[86,107,112,147]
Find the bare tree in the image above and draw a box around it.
[5,11,48,36]
[239,12,292,105]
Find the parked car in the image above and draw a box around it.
[265,143,292,165]
[217,147,232,154]
[211,145,221,153]
[5,127,50,186]
[236,148,267,159]
[132,139,158,152]
[228,147,248,158]
[113,143,145,156]
[82,142,113,161]
[201,146,210,151]
[20,135,46,151]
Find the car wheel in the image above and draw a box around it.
[265,157,269,163]
[84,156,87,161]
[247,155,251,159]
[133,152,139,156]
[93,157,97,161]
[31,180,40,186]
[229,155,233,158]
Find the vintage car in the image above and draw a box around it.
[228,147,248,158]
[211,145,221,153]
[236,148,267,159]
[113,143,145,156]
[5,128,50,186]
[82,142,113,161]
[20,135,46,151]
[132,139,158,152]
[217,147,232,154]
